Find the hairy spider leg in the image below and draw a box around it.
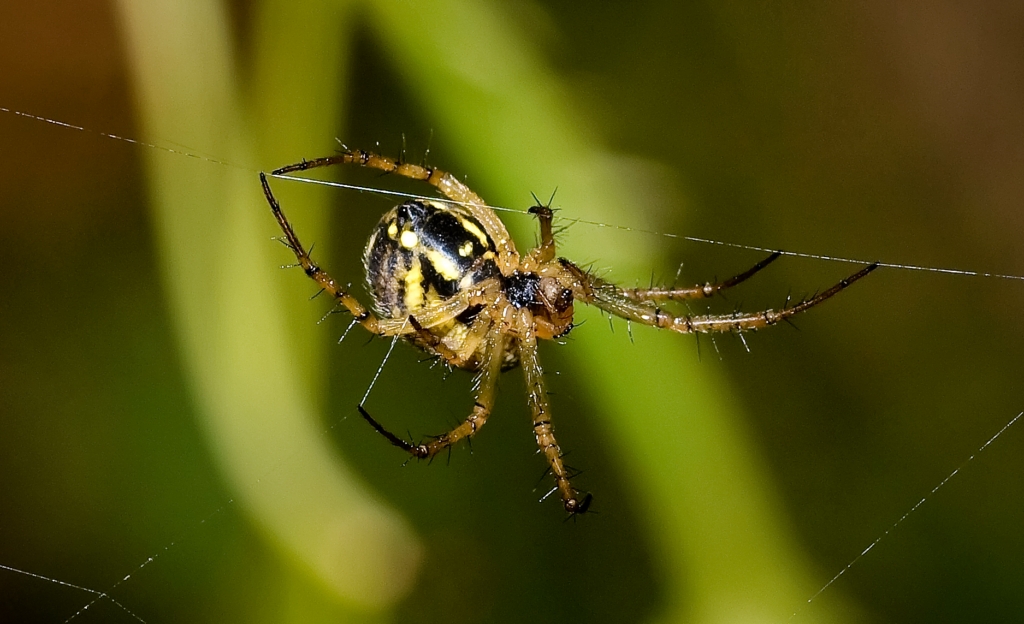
[261,172,388,334]
[358,330,506,458]
[520,205,590,512]
[526,202,557,264]
[261,171,492,338]
[405,307,501,369]
[620,251,783,302]
[516,306,590,514]
[566,260,879,334]
[272,149,520,273]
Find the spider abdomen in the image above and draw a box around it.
[363,199,503,366]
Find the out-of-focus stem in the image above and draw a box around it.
[114,0,420,615]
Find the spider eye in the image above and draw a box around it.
[538,279,574,313]
[554,287,573,312]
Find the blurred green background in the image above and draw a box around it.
[2,1,1024,622]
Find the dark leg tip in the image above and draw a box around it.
[848,262,881,283]
[357,404,418,454]
[528,204,554,219]
[565,493,593,515]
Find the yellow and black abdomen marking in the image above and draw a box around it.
[363,199,500,323]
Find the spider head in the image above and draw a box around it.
[503,270,576,340]
[537,273,575,338]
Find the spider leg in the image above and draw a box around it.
[270,149,518,271]
[527,201,557,263]
[620,251,782,302]
[516,308,591,515]
[407,307,497,369]
[261,172,384,334]
[565,259,878,334]
[357,330,505,459]
[372,279,499,338]
[263,171,495,339]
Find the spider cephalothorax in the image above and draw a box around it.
[260,149,876,515]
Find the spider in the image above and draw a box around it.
[259,149,877,515]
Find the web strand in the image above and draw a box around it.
[5,104,1023,283]
[271,173,1024,283]
[0,106,252,171]
[0,563,147,623]
[792,410,1024,619]
[6,103,1024,283]
[361,322,406,407]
